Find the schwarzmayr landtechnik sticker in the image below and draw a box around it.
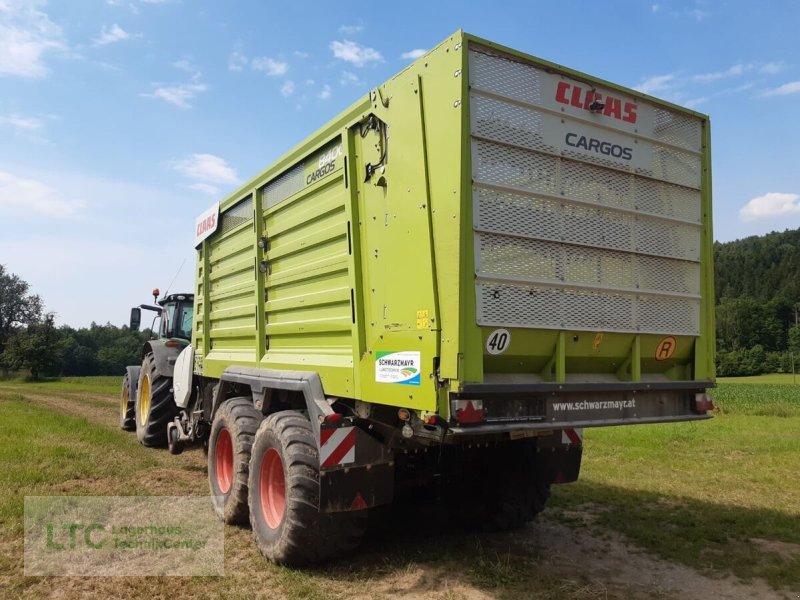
[375,351,421,386]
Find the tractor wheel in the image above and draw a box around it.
[134,352,177,447]
[208,397,261,524]
[248,411,367,566]
[119,366,140,431]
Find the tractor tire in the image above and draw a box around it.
[248,411,367,566]
[208,397,262,525]
[134,352,177,447]
[119,366,140,431]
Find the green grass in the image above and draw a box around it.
[718,373,800,384]
[0,375,122,396]
[2,376,800,596]
[712,382,800,417]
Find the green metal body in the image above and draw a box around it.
[192,31,715,420]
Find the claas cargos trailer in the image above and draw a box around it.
[124,30,715,566]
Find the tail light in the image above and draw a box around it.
[454,400,485,424]
[692,393,715,414]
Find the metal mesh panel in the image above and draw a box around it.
[219,196,253,235]
[474,186,702,262]
[476,282,700,335]
[653,107,702,152]
[263,163,305,209]
[469,46,704,336]
[471,93,702,190]
[475,140,702,225]
[469,50,541,107]
[476,233,700,296]
[470,47,703,154]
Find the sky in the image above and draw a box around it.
[1,0,799,327]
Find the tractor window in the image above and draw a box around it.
[178,305,193,340]
[161,304,176,338]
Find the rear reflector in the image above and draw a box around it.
[454,400,485,424]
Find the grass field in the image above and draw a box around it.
[1,375,798,599]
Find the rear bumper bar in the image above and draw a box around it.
[448,380,714,434]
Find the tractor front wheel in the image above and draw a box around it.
[134,353,177,447]
[248,411,366,566]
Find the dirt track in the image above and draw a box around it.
[2,386,794,600]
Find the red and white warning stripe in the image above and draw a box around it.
[561,428,583,445]
[320,426,356,468]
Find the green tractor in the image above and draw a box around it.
[121,289,194,448]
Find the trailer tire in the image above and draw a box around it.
[135,352,177,447]
[208,397,261,525]
[119,366,140,431]
[248,411,366,566]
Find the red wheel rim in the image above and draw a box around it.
[259,448,285,529]
[215,428,233,494]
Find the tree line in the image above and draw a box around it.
[0,264,149,379]
[714,229,800,376]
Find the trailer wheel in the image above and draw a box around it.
[134,352,177,447]
[248,411,366,566]
[119,366,140,431]
[208,397,261,525]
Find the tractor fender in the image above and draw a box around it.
[141,340,183,380]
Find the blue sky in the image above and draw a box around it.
[1,0,799,327]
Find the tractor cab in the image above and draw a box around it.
[130,288,194,343]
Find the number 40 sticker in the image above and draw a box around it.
[486,328,511,355]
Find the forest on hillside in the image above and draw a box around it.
[714,229,800,375]
[1,227,800,379]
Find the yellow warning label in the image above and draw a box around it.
[655,336,677,361]
[592,333,604,350]
[416,309,429,329]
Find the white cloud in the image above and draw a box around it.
[173,154,239,186]
[141,82,208,108]
[338,24,363,35]
[189,182,218,195]
[0,0,65,78]
[692,63,751,83]
[319,84,331,100]
[339,70,362,86]
[172,58,199,76]
[228,51,247,72]
[401,48,426,60]
[634,74,675,95]
[0,170,84,218]
[330,40,382,67]
[251,56,288,76]
[280,80,295,97]
[760,62,784,75]
[685,97,708,108]
[93,23,132,46]
[0,113,44,130]
[293,50,309,59]
[761,81,800,97]
[740,193,800,221]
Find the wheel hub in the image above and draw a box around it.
[215,428,234,494]
[259,448,285,529]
